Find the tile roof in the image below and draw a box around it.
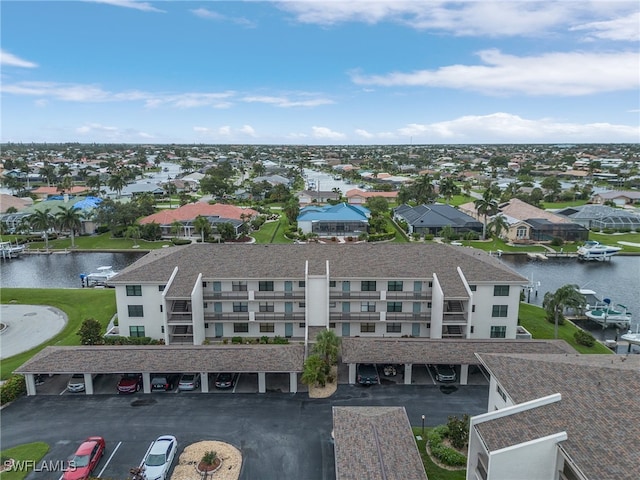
[498,198,572,224]
[476,353,640,480]
[139,203,258,225]
[346,189,398,198]
[15,344,305,374]
[0,194,33,213]
[333,406,427,480]
[394,203,483,229]
[110,243,528,298]
[341,338,574,365]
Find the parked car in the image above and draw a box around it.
[67,374,87,393]
[151,375,178,391]
[117,373,142,394]
[62,436,105,480]
[433,364,457,382]
[214,372,235,389]
[142,435,177,480]
[356,364,379,385]
[178,373,201,391]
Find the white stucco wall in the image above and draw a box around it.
[469,283,521,339]
[487,437,563,480]
[191,274,205,345]
[430,274,444,339]
[115,283,166,340]
[307,275,328,327]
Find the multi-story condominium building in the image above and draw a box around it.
[110,243,527,346]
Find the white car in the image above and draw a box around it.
[67,374,86,392]
[142,435,177,480]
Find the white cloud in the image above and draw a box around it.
[88,0,165,13]
[190,8,255,27]
[395,112,640,143]
[276,1,635,37]
[312,126,346,140]
[242,95,334,107]
[239,125,257,136]
[76,123,119,134]
[218,126,232,136]
[351,50,639,95]
[1,50,38,68]
[355,128,375,139]
[571,11,640,42]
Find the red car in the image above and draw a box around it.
[63,436,105,480]
[117,373,142,394]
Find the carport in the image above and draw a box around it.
[341,337,576,385]
[15,344,305,395]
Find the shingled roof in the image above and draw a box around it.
[333,406,427,480]
[341,338,575,365]
[110,243,527,299]
[475,353,640,480]
[15,344,305,374]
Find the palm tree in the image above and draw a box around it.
[413,174,436,204]
[438,177,459,204]
[29,208,54,249]
[57,175,74,194]
[56,206,84,248]
[171,220,183,238]
[474,186,499,240]
[312,330,341,366]
[39,163,57,187]
[543,284,586,339]
[107,172,127,198]
[86,175,103,195]
[193,215,211,243]
[487,214,510,240]
[124,225,141,247]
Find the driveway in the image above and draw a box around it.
[2,384,488,480]
[0,305,67,359]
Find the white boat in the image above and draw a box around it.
[576,240,622,261]
[584,298,631,328]
[0,240,25,259]
[82,266,118,287]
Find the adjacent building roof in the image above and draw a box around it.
[0,194,33,213]
[345,189,398,199]
[497,198,572,224]
[110,243,528,299]
[15,344,305,374]
[341,338,574,365]
[476,353,640,480]
[593,190,640,201]
[31,186,88,196]
[139,203,258,225]
[394,203,483,230]
[333,406,428,480]
[297,203,370,222]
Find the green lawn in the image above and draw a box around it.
[464,238,549,253]
[518,303,612,354]
[251,216,294,244]
[22,232,173,251]
[0,442,50,480]
[0,288,117,379]
[541,200,589,209]
[412,428,466,480]
[590,232,640,253]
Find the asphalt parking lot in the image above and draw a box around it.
[3,384,489,480]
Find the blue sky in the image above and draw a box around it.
[1,1,639,145]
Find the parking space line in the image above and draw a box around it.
[96,441,121,478]
[59,388,67,395]
[425,364,436,384]
[140,441,155,467]
[232,374,239,393]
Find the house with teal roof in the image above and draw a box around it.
[297,202,370,237]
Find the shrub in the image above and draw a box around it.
[0,374,26,405]
[272,336,289,344]
[426,425,467,467]
[171,238,192,245]
[424,234,435,241]
[447,414,470,449]
[231,336,243,344]
[259,336,270,344]
[201,450,218,466]
[78,318,103,345]
[574,329,596,347]
[550,237,564,246]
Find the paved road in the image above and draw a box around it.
[0,305,67,359]
[2,384,488,480]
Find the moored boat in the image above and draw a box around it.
[81,266,118,287]
[0,241,25,259]
[576,240,621,261]
[584,298,631,328]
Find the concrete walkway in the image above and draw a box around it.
[0,305,67,359]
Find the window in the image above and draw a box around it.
[126,285,142,296]
[158,285,166,292]
[205,323,209,328]
[491,326,507,338]
[329,322,336,328]
[129,326,145,337]
[232,281,247,291]
[299,322,306,328]
[361,280,376,291]
[329,302,336,308]
[496,384,507,401]
[386,323,401,333]
[233,323,249,333]
[259,302,274,312]
[360,323,376,333]
[469,285,477,292]
[329,281,336,287]
[516,226,527,239]
[387,281,403,291]
[472,305,476,312]
[160,305,163,312]
[298,281,306,287]
[470,326,474,333]
[203,302,208,309]
[494,285,510,296]
[212,281,221,292]
[360,302,376,312]
[128,305,144,317]
[492,305,508,317]
[387,302,402,312]
[299,302,306,308]
[428,281,433,288]
[259,281,274,291]
[427,302,432,309]
[259,323,275,333]
[202,281,207,288]
[233,302,248,312]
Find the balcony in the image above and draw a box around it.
[203,291,249,300]
[331,291,380,300]
[385,312,420,321]
[442,313,468,323]
[255,313,305,321]
[386,291,431,300]
[168,324,193,345]
[167,314,193,325]
[254,291,305,300]
[204,313,250,321]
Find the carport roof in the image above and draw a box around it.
[14,344,305,374]
[332,406,427,480]
[340,338,575,365]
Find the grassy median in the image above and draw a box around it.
[0,442,50,480]
[0,288,116,380]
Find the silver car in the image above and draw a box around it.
[67,374,86,392]
[143,435,177,480]
[178,373,201,391]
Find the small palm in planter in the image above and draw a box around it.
[198,450,221,472]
